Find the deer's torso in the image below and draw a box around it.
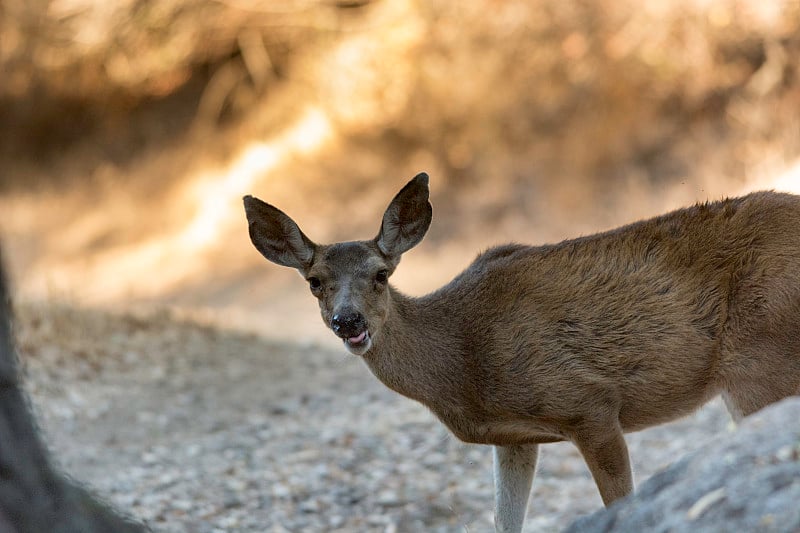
[364,192,800,446]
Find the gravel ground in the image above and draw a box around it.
[15,302,733,532]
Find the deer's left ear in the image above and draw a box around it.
[244,195,316,271]
[375,173,432,258]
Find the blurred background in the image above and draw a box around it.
[1,0,799,344]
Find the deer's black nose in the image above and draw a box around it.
[331,311,367,338]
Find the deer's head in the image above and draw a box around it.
[243,173,432,355]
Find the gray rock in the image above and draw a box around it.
[565,397,800,533]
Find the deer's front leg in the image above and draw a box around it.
[493,443,539,533]
[572,423,633,506]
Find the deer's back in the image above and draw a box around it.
[422,191,800,436]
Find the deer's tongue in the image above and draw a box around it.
[348,331,367,344]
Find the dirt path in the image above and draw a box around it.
[17,302,731,532]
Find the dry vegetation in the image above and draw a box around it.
[3,1,799,170]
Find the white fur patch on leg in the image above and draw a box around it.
[493,444,539,533]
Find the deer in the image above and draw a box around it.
[243,173,800,532]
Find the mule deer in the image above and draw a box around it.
[243,173,800,532]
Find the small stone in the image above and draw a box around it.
[298,499,320,514]
[376,490,402,507]
[366,514,387,526]
[272,484,292,499]
[172,499,193,512]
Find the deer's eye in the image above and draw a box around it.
[375,270,388,284]
[308,277,322,291]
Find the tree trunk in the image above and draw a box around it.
[0,248,147,533]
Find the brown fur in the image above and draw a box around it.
[244,174,800,529]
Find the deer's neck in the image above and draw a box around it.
[361,287,471,411]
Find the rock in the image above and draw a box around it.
[565,397,800,533]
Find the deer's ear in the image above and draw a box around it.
[243,196,316,271]
[376,173,432,258]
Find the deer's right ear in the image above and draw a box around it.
[243,195,316,271]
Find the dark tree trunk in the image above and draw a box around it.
[0,248,148,533]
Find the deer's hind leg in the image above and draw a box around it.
[720,340,800,422]
[720,261,800,421]
[721,362,800,422]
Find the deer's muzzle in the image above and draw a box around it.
[331,311,367,339]
[331,310,372,355]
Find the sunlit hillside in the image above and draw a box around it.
[1,0,799,340]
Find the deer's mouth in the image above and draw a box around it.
[343,330,371,355]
